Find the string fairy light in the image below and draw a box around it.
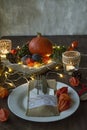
[46,71,64,79]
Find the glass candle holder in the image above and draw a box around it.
[0,39,12,58]
[62,51,81,74]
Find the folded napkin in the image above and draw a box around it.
[26,79,59,117]
[26,94,59,117]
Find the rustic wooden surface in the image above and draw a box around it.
[0,35,87,130]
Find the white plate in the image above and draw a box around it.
[8,82,80,122]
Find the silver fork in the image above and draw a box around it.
[35,75,43,95]
[35,75,50,95]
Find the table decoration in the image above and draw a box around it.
[2,36,79,76]
[0,39,12,59]
[0,37,81,96]
[26,78,59,117]
[0,108,9,122]
[62,51,81,75]
[0,86,9,98]
[1,36,87,102]
[1,36,86,101]
[7,82,80,122]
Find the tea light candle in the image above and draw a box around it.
[1,49,9,58]
[0,39,12,59]
[66,65,75,71]
[62,51,81,74]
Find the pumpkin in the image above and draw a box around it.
[28,33,53,56]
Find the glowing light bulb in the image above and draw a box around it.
[55,66,59,70]
[30,76,35,80]
[8,68,13,73]
[18,61,22,64]
[57,73,64,78]
[5,71,9,78]
[59,74,64,78]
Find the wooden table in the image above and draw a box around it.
[0,35,87,130]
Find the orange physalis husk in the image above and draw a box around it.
[58,93,71,112]
[0,108,9,122]
[0,86,9,98]
[71,41,78,49]
[69,77,80,87]
[56,87,68,97]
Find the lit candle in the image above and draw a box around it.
[0,39,12,59]
[0,49,9,59]
[62,51,80,74]
[66,65,75,71]
[0,54,6,59]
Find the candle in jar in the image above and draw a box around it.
[0,49,9,58]
[66,65,75,71]
[0,39,12,59]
